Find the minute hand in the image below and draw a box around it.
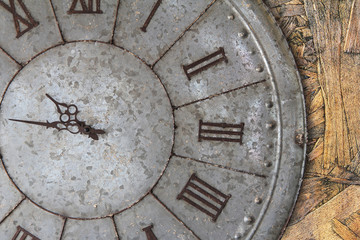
[9,119,64,131]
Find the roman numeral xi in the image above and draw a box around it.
[182,47,228,80]
[0,0,39,38]
[177,173,231,222]
[12,226,40,240]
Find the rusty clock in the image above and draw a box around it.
[0,0,306,239]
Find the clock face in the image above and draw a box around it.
[0,0,306,240]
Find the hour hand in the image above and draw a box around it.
[79,125,105,140]
[9,119,63,131]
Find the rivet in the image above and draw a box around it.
[256,66,264,72]
[265,161,272,167]
[265,101,273,108]
[234,233,242,239]
[238,31,248,38]
[254,197,262,204]
[266,121,276,129]
[244,215,254,224]
[228,14,235,20]
[266,143,274,148]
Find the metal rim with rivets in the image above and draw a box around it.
[235,0,307,239]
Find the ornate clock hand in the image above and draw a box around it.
[88,128,106,140]
[76,120,105,140]
[46,94,79,123]
[9,119,66,132]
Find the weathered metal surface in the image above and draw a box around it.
[114,0,215,65]
[0,199,64,239]
[114,195,198,239]
[0,0,306,239]
[62,218,118,240]
[51,0,119,42]
[0,42,174,219]
[0,0,62,64]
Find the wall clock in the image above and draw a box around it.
[0,0,306,239]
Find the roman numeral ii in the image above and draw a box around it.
[182,47,228,80]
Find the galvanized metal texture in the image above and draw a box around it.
[0,0,306,239]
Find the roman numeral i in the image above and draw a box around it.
[140,0,162,32]
[142,224,158,240]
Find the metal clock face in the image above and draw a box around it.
[0,0,306,239]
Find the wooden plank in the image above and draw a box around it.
[344,0,360,53]
[341,210,360,236]
[332,218,359,240]
[282,186,360,239]
[264,0,360,237]
[303,0,360,172]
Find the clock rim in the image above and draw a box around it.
[230,0,307,239]
[0,0,307,238]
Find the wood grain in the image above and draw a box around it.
[282,186,360,239]
[344,0,360,53]
[332,218,359,239]
[263,0,360,238]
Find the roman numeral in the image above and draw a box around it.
[177,173,231,222]
[68,0,103,14]
[140,0,162,32]
[0,0,39,38]
[142,224,158,240]
[198,120,245,144]
[12,226,40,240]
[182,47,228,81]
